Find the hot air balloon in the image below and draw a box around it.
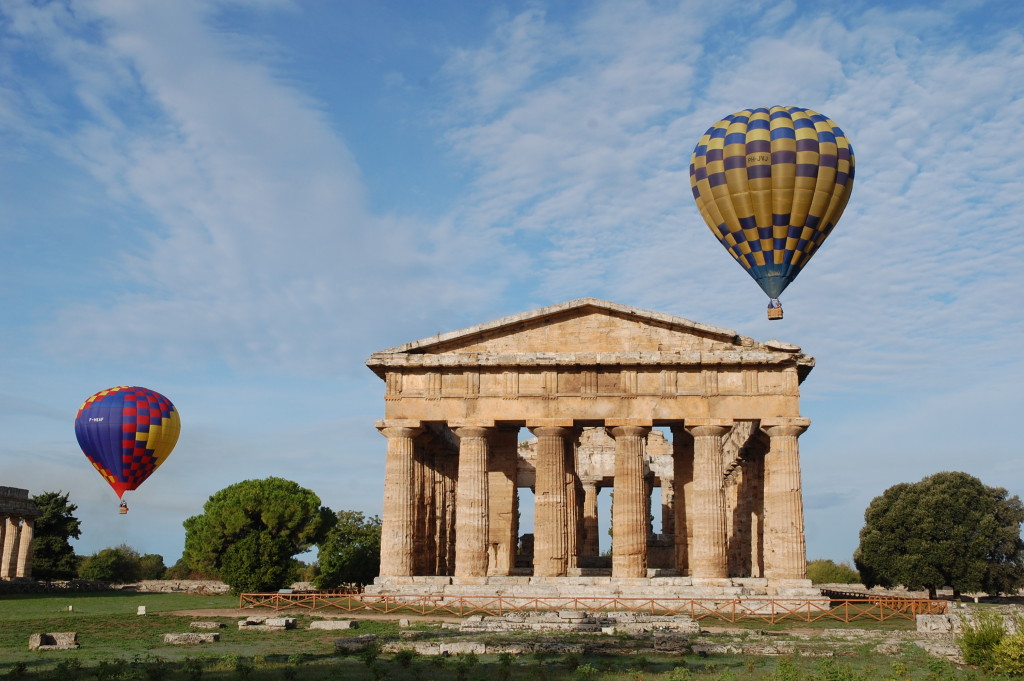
[689,106,855,319]
[74,386,180,513]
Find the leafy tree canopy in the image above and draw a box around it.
[314,510,382,589]
[182,477,334,594]
[854,471,1024,598]
[30,491,82,580]
[806,558,860,585]
[79,544,147,583]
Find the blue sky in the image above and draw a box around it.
[1,0,1022,568]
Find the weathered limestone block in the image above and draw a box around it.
[28,632,79,650]
[334,634,378,653]
[916,614,954,633]
[309,620,358,630]
[164,633,219,644]
[441,641,487,655]
[237,616,296,630]
[190,621,225,629]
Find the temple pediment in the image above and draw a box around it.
[367,298,813,377]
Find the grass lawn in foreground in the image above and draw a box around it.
[0,593,981,680]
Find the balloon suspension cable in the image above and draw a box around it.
[767,298,783,320]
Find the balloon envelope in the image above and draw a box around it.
[689,106,855,299]
[74,386,180,499]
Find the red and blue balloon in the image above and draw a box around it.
[75,386,180,499]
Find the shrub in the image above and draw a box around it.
[806,559,860,584]
[958,609,1007,669]
[995,632,1024,675]
[574,664,599,681]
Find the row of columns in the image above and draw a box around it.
[378,418,808,581]
[0,516,34,580]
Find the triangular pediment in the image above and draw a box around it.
[367,299,811,377]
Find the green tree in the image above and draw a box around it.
[806,559,860,584]
[854,471,1024,599]
[137,553,167,580]
[30,491,82,580]
[314,510,382,589]
[181,477,334,594]
[79,544,142,582]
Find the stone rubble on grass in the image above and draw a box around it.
[28,633,79,651]
[237,616,296,631]
[452,610,701,634]
[333,634,379,653]
[190,621,225,629]
[163,633,220,645]
[309,620,358,630]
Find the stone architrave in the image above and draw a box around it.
[376,421,423,577]
[686,420,732,579]
[529,423,572,577]
[452,424,492,578]
[607,423,651,578]
[761,418,810,580]
[487,426,520,575]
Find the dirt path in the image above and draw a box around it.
[167,607,463,623]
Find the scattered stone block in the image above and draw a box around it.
[137,606,147,616]
[333,634,378,653]
[917,614,954,633]
[190,621,225,629]
[309,620,358,630]
[28,633,79,651]
[163,633,220,645]
[873,643,902,655]
[237,616,296,631]
[399,618,411,627]
[440,641,486,655]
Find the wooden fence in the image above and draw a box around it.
[238,591,947,624]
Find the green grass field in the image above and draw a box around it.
[0,593,994,681]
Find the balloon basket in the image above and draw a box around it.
[767,301,783,320]
[119,507,128,514]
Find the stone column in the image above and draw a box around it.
[377,421,423,577]
[761,418,811,580]
[435,449,458,576]
[488,426,520,576]
[686,420,732,579]
[564,428,582,569]
[670,425,695,575]
[607,422,652,578]
[1,516,19,580]
[661,478,675,538]
[15,518,33,579]
[580,478,601,558]
[529,422,572,577]
[453,424,492,578]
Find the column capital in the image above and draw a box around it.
[761,417,810,438]
[378,424,423,439]
[605,424,651,440]
[685,420,732,438]
[528,425,573,438]
[452,425,493,440]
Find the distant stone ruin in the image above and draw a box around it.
[366,299,817,598]
[1,487,39,581]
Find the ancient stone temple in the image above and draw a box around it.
[0,487,39,580]
[366,299,816,597]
